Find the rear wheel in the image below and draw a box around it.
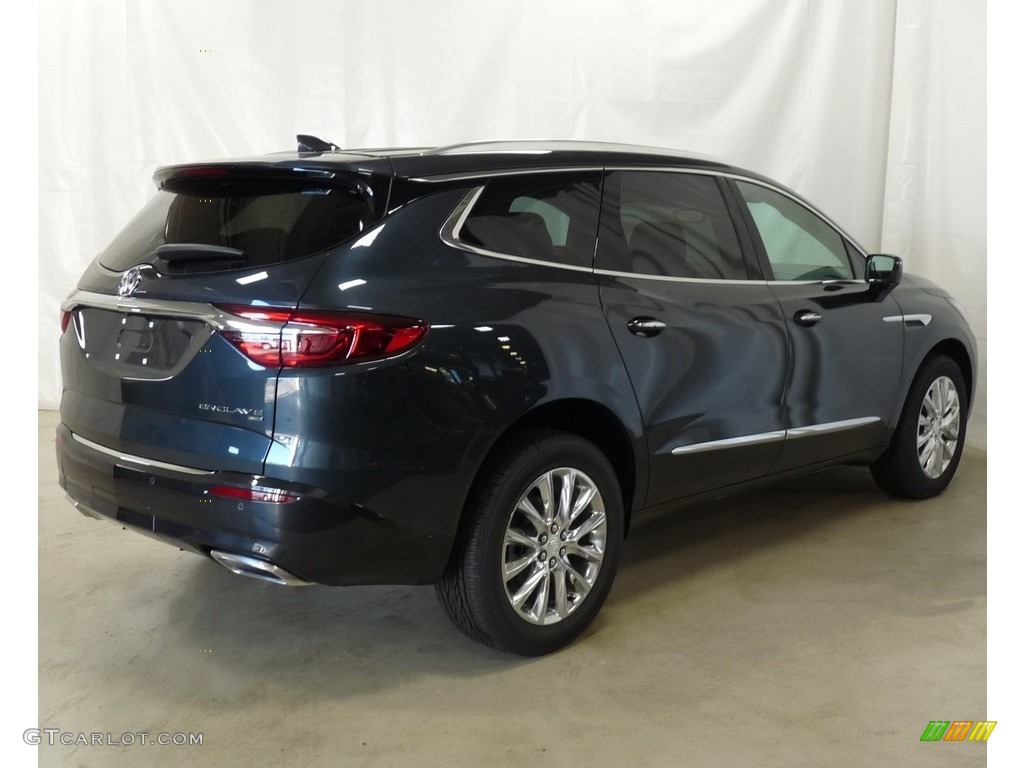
[871,355,967,499]
[435,430,623,655]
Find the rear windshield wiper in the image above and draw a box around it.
[153,243,246,263]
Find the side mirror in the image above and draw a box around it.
[866,254,903,287]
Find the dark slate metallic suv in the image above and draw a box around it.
[57,138,977,655]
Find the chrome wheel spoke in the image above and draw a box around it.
[566,540,604,562]
[565,563,593,597]
[570,510,606,542]
[557,468,576,525]
[511,567,546,610]
[553,570,570,618]
[924,442,941,476]
[530,571,551,621]
[939,378,955,411]
[504,528,537,550]
[940,435,956,462]
[537,471,554,521]
[503,553,537,582]
[516,496,546,533]
[919,436,937,469]
[942,406,961,431]
[569,484,596,524]
[922,393,939,420]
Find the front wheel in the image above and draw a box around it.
[871,355,968,499]
[435,430,624,655]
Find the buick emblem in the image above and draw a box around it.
[118,266,147,298]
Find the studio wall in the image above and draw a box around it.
[38,0,986,446]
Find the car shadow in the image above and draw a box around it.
[145,455,983,702]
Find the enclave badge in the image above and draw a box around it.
[198,403,265,421]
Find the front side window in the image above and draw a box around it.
[599,171,748,280]
[735,181,853,281]
[457,173,602,268]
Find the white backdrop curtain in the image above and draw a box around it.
[37,0,986,447]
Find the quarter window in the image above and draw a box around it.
[735,181,854,281]
[601,171,748,280]
[457,173,602,268]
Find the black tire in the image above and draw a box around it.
[871,355,968,499]
[435,429,624,655]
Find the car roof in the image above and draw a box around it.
[156,139,747,185]
[273,139,724,162]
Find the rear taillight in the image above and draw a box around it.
[209,485,300,504]
[215,305,428,368]
[61,290,77,334]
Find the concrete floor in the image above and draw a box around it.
[38,410,986,767]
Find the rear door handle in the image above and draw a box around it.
[627,317,667,337]
[793,310,822,327]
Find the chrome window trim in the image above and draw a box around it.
[438,186,596,274]
[438,184,485,243]
[603,167,868,260]
[670,416,881,456]
[420,164,866,258]
[763,280,850,287]
[726,173,869,260]
[435,166,870,277]
[71,433,215,476]
[594,268,765,286]
[452,249,595,274]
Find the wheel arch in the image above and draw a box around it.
[462,398,641,538]
[871,342,971,498]
[922,338,975,411]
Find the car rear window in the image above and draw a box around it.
[99,178,375,274]
[456,172,602,268]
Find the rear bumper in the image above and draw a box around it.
[55,423,453,585]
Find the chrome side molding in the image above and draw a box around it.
[671,417,881,456]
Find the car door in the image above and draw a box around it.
[729,179,904,472]
[595,170,790,507]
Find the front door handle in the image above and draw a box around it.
[627,316,667,337]
[793,310,822,327]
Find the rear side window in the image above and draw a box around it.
[598,171,748,280]
[99,178,375,274]
[456,172,602,268]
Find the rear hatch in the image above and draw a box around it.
[60,161,388,473]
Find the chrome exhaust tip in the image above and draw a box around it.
[209,551,313,587]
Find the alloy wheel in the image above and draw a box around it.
[501,467,607,626]
[917,375,961,479]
